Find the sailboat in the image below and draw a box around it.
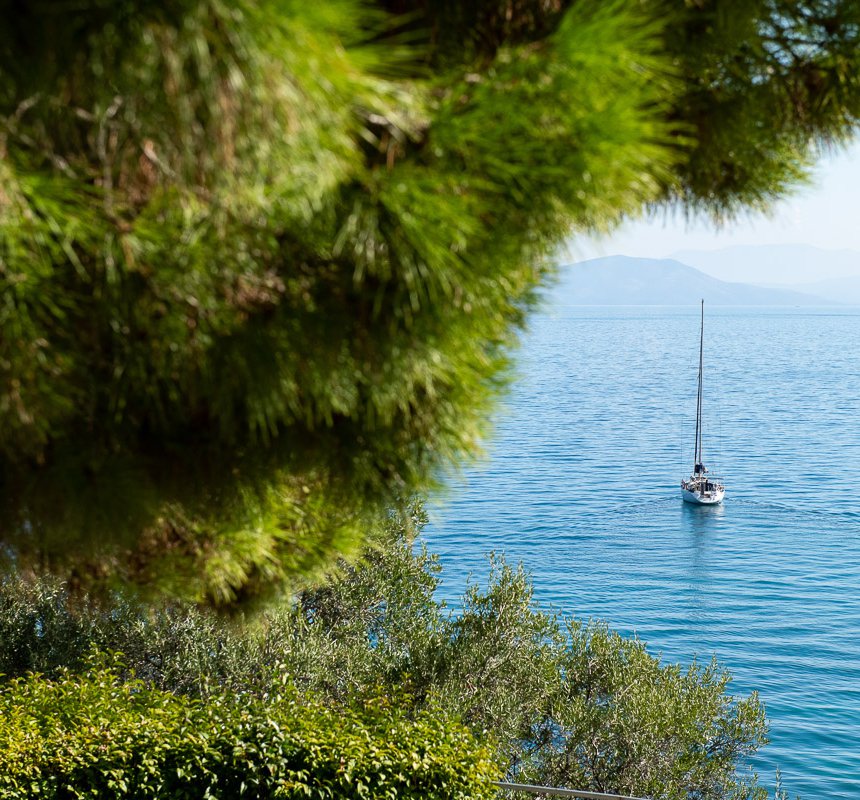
[681,300,725,505]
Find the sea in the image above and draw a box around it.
[424,305,860,800]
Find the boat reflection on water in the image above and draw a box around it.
[681,496,726,524]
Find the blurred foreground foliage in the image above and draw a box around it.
[2,0,859,602]
[0,506,773,800]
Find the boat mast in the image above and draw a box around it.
[693,299,704,471]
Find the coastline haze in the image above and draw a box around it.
[672,244,860,285]
[557,255,842,306]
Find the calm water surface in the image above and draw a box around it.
[425,306,860,800]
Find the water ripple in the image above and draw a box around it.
[426,306,860,800]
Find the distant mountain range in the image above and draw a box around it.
[769,275,860,305]
[554,256,837,305]
[672,244,860,286]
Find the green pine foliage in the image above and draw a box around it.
[2,1,859,604]
[664,0,860,217]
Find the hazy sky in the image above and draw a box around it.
[570,140,860,261]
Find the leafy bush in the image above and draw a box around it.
[0,653,497,799]
[0,505,772,799]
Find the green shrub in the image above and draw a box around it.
[0,535,771,799]
[0,654,498,799]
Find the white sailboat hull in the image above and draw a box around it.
[681,486,725,505]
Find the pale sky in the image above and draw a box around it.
[569,140,860,261]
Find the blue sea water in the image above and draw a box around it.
[424,305,860,800]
